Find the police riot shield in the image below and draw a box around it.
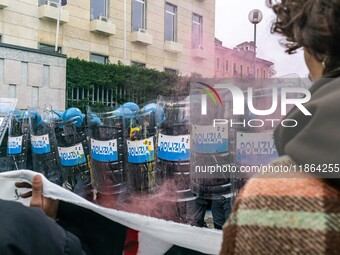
[54,108,91,196]
[29,106,62,185]
[0,98,18,146]
[126,101,165,198]
[190,82,233,200]
[0,98,18,173]
[157,96,195,202]
[87,106,126,195]
[6,109,30,171]
[231,77,303,197]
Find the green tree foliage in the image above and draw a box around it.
[66,58,188,111]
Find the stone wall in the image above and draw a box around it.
[0,43,67,110]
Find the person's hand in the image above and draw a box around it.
[15,175,59,219]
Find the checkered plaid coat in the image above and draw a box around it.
[220,157,340,255]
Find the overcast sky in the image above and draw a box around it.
[215,0,309,77]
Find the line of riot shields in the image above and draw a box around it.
[190,77,306,206]
[3,78,305,226]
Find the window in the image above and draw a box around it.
[39,0,67,6]
[0,59,3,84]
[164,68,177,75]
[132,0,146,31]
[32,87,39,107]
[91,0,108,20]
[192,13,202,48]
[247,66,250,75]
[21,62,28,86]
[225,60,228,71]
[90,53,108,64]
[9,85,16,98]
[39,0,58,5]
[240,65,243,77]
[165,3,177,41]
[233,63,237,73]
[39,43,61,53]
[43,65,50,87]
[131,61,146,68]
[216,58,220,70]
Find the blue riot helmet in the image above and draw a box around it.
[22,110,29,119]
[116,107,133,125]
[110,107,122,126]
[122,107,134,128]
[12,109,22,121]
[8,109,22,137]
[21,110,32,130]
[143,102,166,125]
[160,97,189,135]
[121,107,134,119]
[171,99,189,124]
[62,107,83,127]
[51,110,63,120]
[89,114,103,126]
[112,107,122,116]
[141,103,165,126]
[156,105,165,125]
[142,103,157,113]
[51,110,63,129]
[139,103,155,129]
[105,107,131,129]
[122,102,139,113]
[180,97,190,122]
[23,110,34,122]
[29,110,42,126]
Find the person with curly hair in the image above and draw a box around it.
[220,0,340,254]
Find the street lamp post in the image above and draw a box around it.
[248,9,263,78]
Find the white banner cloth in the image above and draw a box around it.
[0,170,222,255]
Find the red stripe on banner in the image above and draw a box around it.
[124,228,139,255]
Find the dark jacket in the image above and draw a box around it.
[274,74,340,165]
[0,199,84,255]
[56,200,126,255]
[274,73,340,184]
[0,199,127,255]
[220,169,340,255]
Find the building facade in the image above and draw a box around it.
[215,39,274,79]
[0,0,215,77]
[0,43,66,110]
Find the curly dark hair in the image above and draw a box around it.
[267,0,340,73]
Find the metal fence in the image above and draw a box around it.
[67,86,145,107]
